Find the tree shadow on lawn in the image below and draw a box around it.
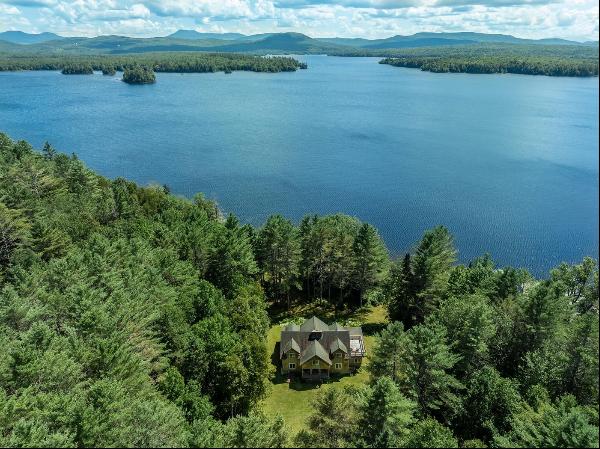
[361,322,387,336]
[272,373,349,391]
[271,342,281,370]
[269,299,378,326]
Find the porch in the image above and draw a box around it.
[301,368,330,380]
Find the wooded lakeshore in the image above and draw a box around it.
[0,133,597,447]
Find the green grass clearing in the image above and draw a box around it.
[260,305,388,435]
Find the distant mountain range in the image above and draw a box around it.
[0,30,597,55]
[0,31,63,44]
[166,30,247,41]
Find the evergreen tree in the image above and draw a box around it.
[296,387,357,448]
[495,394,599,448]
[401,324,463,417]
[223,411,288,448]
[402,418,459,448]
[387,253,417,327]
[428,294,496,375]
[369,321,411,382]
[352,223,389,307]
[357,376,416,447]
[42,141,56,160]
[258,214,300,307]
[411,225,457,323]
[207,216,257,296]
[0,203,30,270]
[458,366,523,441]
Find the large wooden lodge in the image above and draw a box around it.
[279,316,366,380]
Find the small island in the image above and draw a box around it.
[122,66,156,84]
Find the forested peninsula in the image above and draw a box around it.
[0,133,598,448]
[379,55,599,76]
[373,44,599,77]
[0,52,308,74]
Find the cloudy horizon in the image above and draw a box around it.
[0,0,598,42]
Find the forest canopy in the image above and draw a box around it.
[0,132,598,448]
[122,65,156,84]
[0,52,308,74]
[379,55,599,77]
[331,43,600,77]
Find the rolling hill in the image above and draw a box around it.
[0,30,594,57]
[167,30,247,41]
[315,32,587,49]
[0,31,64,44]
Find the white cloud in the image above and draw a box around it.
[0,3,20,14]
[0,0,597,40]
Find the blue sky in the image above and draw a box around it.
[0,0,598,41]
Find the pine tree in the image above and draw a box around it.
[0,203,30,269]
[357,376,415,447]
[369,321,411,383]
[353,223,389,307]
[402,418,459,448]
[296,387,357,448]
[258,214,300,307]
[402,324,463,417]
[387,253,417,327]
[412,225,457,323]
[428,294,496,375]
[42,141,56,160]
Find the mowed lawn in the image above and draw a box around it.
[260,305,388,435]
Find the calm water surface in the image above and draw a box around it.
[1,56,598,275]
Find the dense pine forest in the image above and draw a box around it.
[375,44,598,77]
[379,55,598,76]
[0,52,307,74]
[0,133,598,447]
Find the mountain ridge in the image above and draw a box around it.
[0,30,595,55]
[0,31,64,44]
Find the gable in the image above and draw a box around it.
[299,340,332,365]
[300,316,329,333]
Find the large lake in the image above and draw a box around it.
[1,55,598,275]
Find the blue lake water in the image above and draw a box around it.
[1,55,598,275]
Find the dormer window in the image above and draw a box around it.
[308,332,322,341]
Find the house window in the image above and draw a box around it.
[335,352,342,359]
[288,352,295,359]
[313,359,319,366]
[354,358,360,363]
[335,363,342,369]
[289,363,296,369]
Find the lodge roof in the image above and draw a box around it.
[299,316,329,332]
[330,337,348,354]
[299,340,332,365]
[280,316,362,361]
[281,337,301,355]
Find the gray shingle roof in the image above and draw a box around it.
[284,323,300,332]
[330,337,348,354]
[280,316,360,361]
[300,316,329,332]
[299,340,332,365]
[329,322,345,331]
[281,337,301,355]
